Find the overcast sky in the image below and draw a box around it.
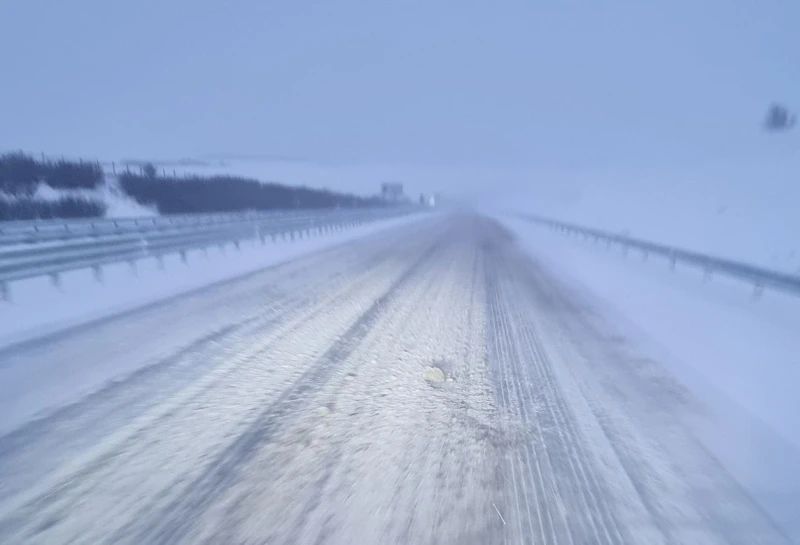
[1,0,798,188]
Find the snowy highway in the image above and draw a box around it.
[0,213,791,544]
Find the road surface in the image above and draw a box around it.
[0,213,791,544]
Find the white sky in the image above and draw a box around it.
[1,0,798,194]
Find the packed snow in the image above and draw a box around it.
[0,214,788,544]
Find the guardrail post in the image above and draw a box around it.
[0,282,9,302]
[128,260,138,276]
[669,254,677,270]
[49,272,61,288]
[642,249,649,261]
[92,264,103,283]
[180,250,188,264]
[234,240,241,251]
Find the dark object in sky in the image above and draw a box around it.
[764,103,796,131]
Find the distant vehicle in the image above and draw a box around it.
[418,193,436,208]
[764,103,796,131]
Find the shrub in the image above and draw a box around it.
[0,153,105,194]
[0,197,106,221]
[44,160,104,189]
[119,173,382,214]
[0,152,41,195]
[142,163,158,179]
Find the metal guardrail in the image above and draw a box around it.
[518,213,800,297]
[0,207,418,300]
[0,208,364,246]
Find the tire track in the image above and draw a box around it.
[483,215,794,545]
[0,228,399,466]
[520,258,794,545]
[201,218,500,545]
[113,236,445,545]
[483,225,625,545]
[526,246,791,545]
[275,238,449,545]
[483,239,542,544]
[0,239,404,533]
[0,220,445,544]
[501,253,624,544]
[7,212,788,545]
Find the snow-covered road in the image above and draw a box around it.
[0,213,791,544]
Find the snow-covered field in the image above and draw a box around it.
[496,156,800,274]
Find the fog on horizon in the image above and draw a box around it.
[1,1,798,197]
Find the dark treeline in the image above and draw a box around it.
[0,152,103,195]
[1,152,390,220]
[0,198,106,221]
[120,172,387,214]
